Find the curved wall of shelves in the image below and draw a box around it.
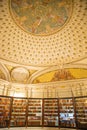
[0,95,87,129]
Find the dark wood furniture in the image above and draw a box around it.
[0,95,87,129]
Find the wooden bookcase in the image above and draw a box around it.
[59,98,76,128]
[28,99,42,126]
[10,98,27,127]
[75,97,87,129]
[0,95,87,129]
[44,99,59,126]
[0,96,11,128]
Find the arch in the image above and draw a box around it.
[0,62,11,81]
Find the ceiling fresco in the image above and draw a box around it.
[10,0,72,35]
[33,69,87,83]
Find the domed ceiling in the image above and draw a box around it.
[0,0,87,97]
[10,0,72,35]
[0,0,86,67]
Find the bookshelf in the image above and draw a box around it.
[44,99,59,126]
[0,95,87,129]
[10,98,27,127]
[28,99,42,126]
[75,97,87,129]
[59,98,76,127]
[0,97,11,128]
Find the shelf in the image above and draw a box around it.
[28,99,42,126]
[44,99,59,126]
[0,96,87,128]
[10,98,27,127]
[0,97,11,127]
[59,99,75,127]
[75,97,87,128]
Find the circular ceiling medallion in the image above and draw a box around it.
[11,67,29,82]
[10,0,73,36]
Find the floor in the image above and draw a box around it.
[1,127,78,130]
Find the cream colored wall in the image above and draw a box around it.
[0,78,87,98]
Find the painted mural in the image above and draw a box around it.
[10,0,72,35]
[34,69,87,83]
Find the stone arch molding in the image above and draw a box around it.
[0,62,11,81]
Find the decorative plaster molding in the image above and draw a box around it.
[0,62,11,81]
[0,78,87,88]
[0,59,46,70]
